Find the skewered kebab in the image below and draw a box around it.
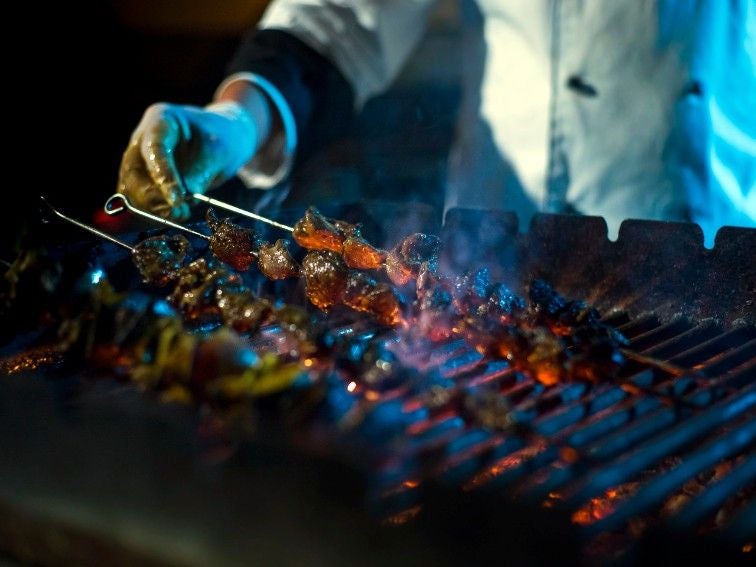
[257,239,300,280]
[43,196,191,287]
[343,271,403,327]
[291,207,436,278]
[300,250,349,309]
[101,194,634,383]
[131,234,191,287]
[168,258,273,334]
[56,273,303,404]
[106,196,401,324]
[205,208,261,272]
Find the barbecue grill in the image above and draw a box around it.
[1,208,754,566]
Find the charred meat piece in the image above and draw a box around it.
[399,233,441,268]
[384,248,415,286]
[343,232,386,270]
[216,290,273,335]
[169,259,245,330]
[258,239,300,280]
[524,327,566,386]
[462,316,529,362]
[206,208,259,271]
[343,271,403,326]
[131,234,190,286]
[292,207,346,253]
[383,233,442,284]
[453,268,491,315]
[168,258,213,309]
[301,250,349,309]
[332,219,359,237]
[477,282,525,320]
[528,279,568,319]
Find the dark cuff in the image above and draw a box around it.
[227,28,355,163]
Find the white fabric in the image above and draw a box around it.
[256,0,756,242]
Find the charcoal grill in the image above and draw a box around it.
[1,209,754,566]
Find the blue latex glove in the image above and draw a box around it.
[117,101,258,219]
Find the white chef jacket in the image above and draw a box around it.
[230,0,756,243]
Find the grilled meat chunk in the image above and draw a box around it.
[343,232,386,270]
[292,207,345,253]
[258,239,300,280]
[131,234,190,286]
[343,271,403,326]
[383,233,442,285]
[301,250,349,309]
[170,261,245,329]
[399,233,441,268]
[168,258,273,334]
[384,248,415,286]
[216,291,273,335]
[206,208,259,271]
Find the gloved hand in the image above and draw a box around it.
[117,101,259,219]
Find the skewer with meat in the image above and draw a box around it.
[290,207,389,271]
[206,208,261,271]
[292,207,348,253]
[384,233,441,286]
[257,239,300,280]
[300,250,349,309]
[131,234,191,287]
[342,229,386,270]
[169,258,272,334]
[343,271,403,327]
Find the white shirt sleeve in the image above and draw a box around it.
[260,0,440,108]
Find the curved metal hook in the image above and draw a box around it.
[104,194,209,241]
[41,195,135,252]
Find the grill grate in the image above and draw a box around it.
[335,314,756,558]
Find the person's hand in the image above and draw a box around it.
[117,101,258,219]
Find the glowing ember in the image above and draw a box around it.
[0,346,63,374]
[383,505,422,526]
[463,443,547,490]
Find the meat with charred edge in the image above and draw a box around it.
[343,271,403,326]
[400,233,441,268]
[301,250,349,309]
[292,207,346,253]
[206,208,260,272]
[343,230,386,270]
[131,234,190,286]
[384,233,441,285]
[411,268,628,384]
[168,258,272,334]
[258,239,300,280]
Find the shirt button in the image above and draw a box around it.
[566,75,598,97]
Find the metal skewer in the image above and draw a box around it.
[41,195,135,252]
[191,193,294,233]
[104,194,210,241]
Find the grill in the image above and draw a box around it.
[1,209,754,565]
